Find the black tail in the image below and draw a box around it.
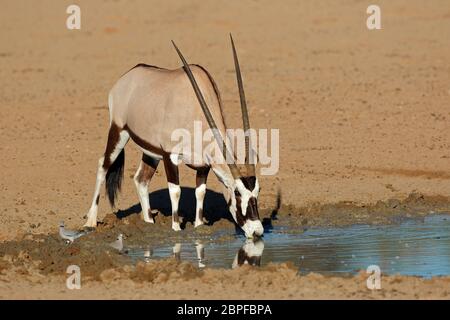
[105,149,125,207]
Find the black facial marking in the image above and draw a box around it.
[237,248,262,267]
[246,197,259,221]
[240,176,257,191]
[234,187,260,225]
[232,176,260,226]
[235,196,245,227]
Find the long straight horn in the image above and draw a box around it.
[172,41,241,179]
[230,34,255,177]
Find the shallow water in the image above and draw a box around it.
[126,214,450,278]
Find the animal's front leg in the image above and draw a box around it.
[163,154,181,231]
[194,167,210,227]
[168,182,181,231]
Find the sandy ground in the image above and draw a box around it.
[0,0,449,299]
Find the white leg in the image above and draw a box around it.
[84,128,129,228]
[168,182,181,231]
[194,183,206,227]
[84,157,106,228]
[194,167,209,228]
[133,163,152,223]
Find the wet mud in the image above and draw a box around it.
[1,192,449,282]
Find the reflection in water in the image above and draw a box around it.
[143,248,152,262]
[126,214,450,278]
[232,240,264,268]
[173,243,182,262]
[195,241,206,268]
[128,239,265,269]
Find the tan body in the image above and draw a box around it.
[111,64,228,165]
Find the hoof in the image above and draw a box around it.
[172,222,181,232]
[143,209,159,223]
[194,220,204,228]
[83,221,97,228]
[83,226,96,232]
[143,217,155,224]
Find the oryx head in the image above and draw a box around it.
[172,35,264,239]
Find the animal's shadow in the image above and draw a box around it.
[116,187,235,229]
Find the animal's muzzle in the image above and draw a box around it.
[242,220,264,238]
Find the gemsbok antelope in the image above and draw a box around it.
[83,35,264,238]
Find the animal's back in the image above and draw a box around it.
[108,64,227,159]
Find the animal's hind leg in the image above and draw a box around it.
[163,154,181,231]
[84,123,129,228]
[133,154,159,223]
[194,167,210,227]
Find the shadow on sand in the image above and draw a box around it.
[114,187,236,230]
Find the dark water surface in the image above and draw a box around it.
[126,214,450,278]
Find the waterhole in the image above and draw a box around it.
[125,214,450,278]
